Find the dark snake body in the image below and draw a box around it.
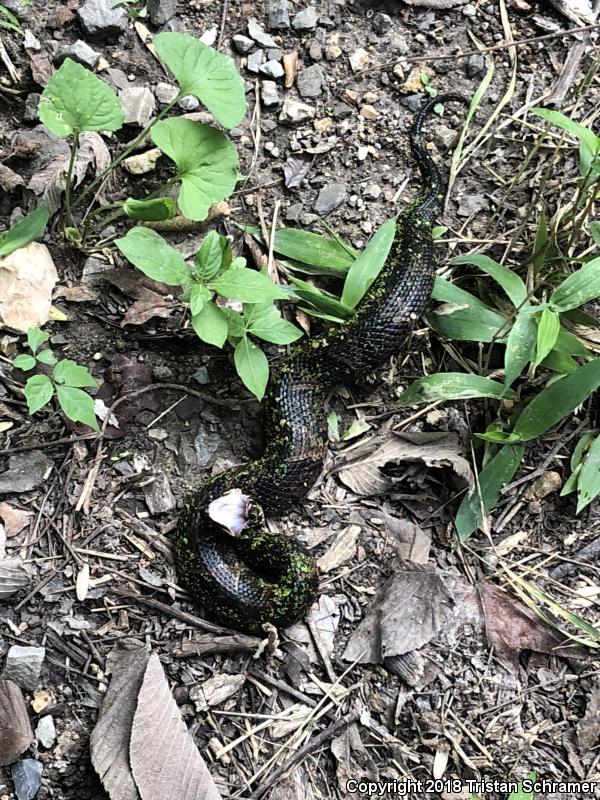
[175,94,466,634]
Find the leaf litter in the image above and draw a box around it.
[0,680,34,766]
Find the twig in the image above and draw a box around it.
[217,0,229,51]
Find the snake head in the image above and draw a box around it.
[208,488,264,537]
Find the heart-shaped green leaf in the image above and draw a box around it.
[151,119,239,222]
[24,374,54,415]
[53,359,97,388]
[153,32,245,128]
[38,59,124,137]
[56,385,99,431]
[115,228,191,286]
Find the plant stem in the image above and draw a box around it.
[64,130,80,229]
[73,95,181,210]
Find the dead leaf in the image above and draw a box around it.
[0,557,29,600]
[0,164,25,191]
[343,563,454,664]
[29,52,53,86]
[331,723,378,790]
[94,354,158,439]
[479,583,588,672]
[382,512,431,563]
[283,49,299,88]
[0,242,58,332]
[55,285,98,303]
[0,679,34,766]
[577,686,600,752]
[122,289,177,327]
[189,673,245,713]
[0,503,32,537]
[337,428,473,496]
[283,155,312,189]
[130,653,222,800]
[317,525,359,573]
[90,639,151,800]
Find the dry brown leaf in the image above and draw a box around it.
[283,155,312,189]
[0,503,32,537]
[317,525,359,573]
[0,679,34,766]
[0,557,29,600]
[90,639,151,800]
[382,512,431,563]
[55,285,98,303]
[122,290,177,327]
[337,429,473,496]
[0,164,25,191]
[29,52,53,86]
[189,673,245,712]
[130,653,222,800]
[577,686,600,752]
[479,583,588,672]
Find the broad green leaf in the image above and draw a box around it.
[12,354,36,371]
[26,326,50,354]
[234,336,268,400]
[553,326,589,357]
[535,308,560,367]
[56,385,99,431]
[123,197,176,221]
[475,430,523,444]
[341,218,395,309]
[151,119,239,221]
[426,304,507,343]
[53,359,96,388]
[576,433,600,513]
[223,308,245,339]
[398,373,514,406]
[0,205,49,257]
[455,444,524,541]
[244,304,303,345]
[211,267,287,303]
[38,59,124,136]
[342,418,371,440]
[514,358,600,441]
[533,210,549,274]
[24,374,54,415]
[531,107,600,161]
[431,276,493,310]
[549,257,600,312]
[589,221,600,248]
[449,253,528,308]
[541,350,578,374]
[432,225,447,239]
[505,306,536,387]
[264,227,355,273]
[561,431,595,495]
[115,228,191,286]
[191,301,228,347]
[36,349,58,366]
[288,276,353,319]
[189,284,212,316]
[153,32,245,128]
[195,230,229,282]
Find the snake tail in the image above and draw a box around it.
[174,93,468,634]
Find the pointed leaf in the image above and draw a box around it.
[0,205,49,258]
[56,385,99,431]
[399,373,514,406]
[211,267,287,302]
[504,306,536,387]
[195,230,229,282]
[234,336,268,400]
[191,301,228,347]
[341,218,395,309]
[576,433,600,513]
[24,374,53,415]
[116,227,191,286]
[0,680,33,767]
[123,197,176,221]
[450,253,528,308]
[534,308,560,367]
[189,284,212,316]
[549,256,600,312]
[244,304,303,344]
[26,327,50,354]
[53,359,96,388]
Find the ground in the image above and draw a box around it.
[0,0,599,799]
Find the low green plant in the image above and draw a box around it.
[12,328,99,431]
[0,3,22,34]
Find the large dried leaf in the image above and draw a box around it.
[122,288,177,327]
[90,639,151,800]
[480,584,588,672]
[0,164,25,191]
[577,687,600,752]
[337,429,474,496]
[129,653,222,800]
[0,680,34,766]
[0,557,29,600]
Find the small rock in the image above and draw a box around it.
[192,366,209,385]
[35,716,56,749]
[314,117,332,131]
[357,145,370,161]
[179,95,200,111]
[435,124,456,149]
[462,2,477,14]
[147,427,168,441]
[279,97,315,123]
[153,364,174,381]
[0,452,53,494]
[261,80,282,107]
[200,26,217,46]
[401,94,423,113]
[391,35,409,55]
[260,59,284,79]
[155,82,178,104]
[194,429,223,468]
[297,64,324,98]
[314,182,345,215]
[78,0,126,37]
[268,0,290,29]
[23,30,41,50]
[3,645,45,691]
[247,49,266,73]
[292,7,319,31]
[349,48,369,73]
[57,40,100,68]
[308,41,322,61]
[11,759,43,800]
[248,18,278,47]
[0,242,58,332]
[360,103,379,120]
[525,471,562,501]
[146,0,178,25]
[23,93,41,123]
[104,67,129,91]
[332,101,352,119]
[457,193,488,217]
[232,34,254,54]
[325,44,342,60]
[143,472,175,514]
[373,12,393,34]
[119,87,156,127]
[285,202,303,221]
[364,183,381,199]
[467,53,486,77]
[81,255,112,285]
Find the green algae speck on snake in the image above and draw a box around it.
[175,93,468,635]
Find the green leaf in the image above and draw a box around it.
[432,225,447,239]
[123,197,176,221]
[115,228,191,286]
[540,349,578,375]
[224,308,245,339]
[398,373,514,406]
[151,119,239,221]
[561,431,596,495]
[0,4,22,34]
[534,308,560,367]
[262,227,356,274]
[0,205,50,258]
[189,284,212,316]
[475,430,523,444]
[533,210,549,273]
[211,267,287,303]
[191,301,228,347]
[504,306,536,387]
[553,326,590,357]
[531,107,600,160]
[26,326,49,354]
[449,253,528,308]
[38,58,124,137]
[513,358,600,441]
[36,349,58,366]
[194,230,230,282]
[589,221,600,248]
[53,359,96,388]
[431,276,491,310]
[576,433,600,513]
[24,374,54,415]
[455,444,525,542]
[549,257,600,312]
[288,276,353,319]
[234,336,268,400]
[507,772,536,800]
[154,32,245,128]
[341,218,395,309]
[426,304,507,343]
[56,385,99,431]
[244,303,303,345]
[12,354,36,371]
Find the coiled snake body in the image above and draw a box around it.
[175,94,467,634]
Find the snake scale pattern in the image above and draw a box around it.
[174,94,467,634]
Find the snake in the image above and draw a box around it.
[174,93,468,634]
